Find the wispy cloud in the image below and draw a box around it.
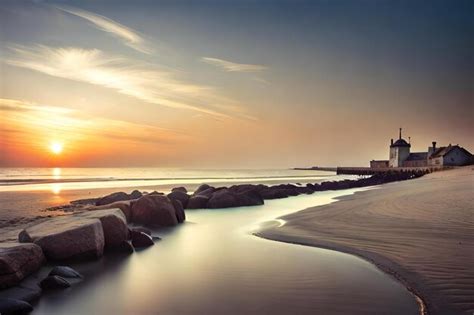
[201,57,267,73]
[5,45,253,120]
[0,98,186,148]
[54,5,153,54]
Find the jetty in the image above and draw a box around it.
[294,166,445,176]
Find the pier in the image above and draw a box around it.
[294,166,445,176]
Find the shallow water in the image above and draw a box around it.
[31,189,420,315]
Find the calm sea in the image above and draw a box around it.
[0,167,353,223]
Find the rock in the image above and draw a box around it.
[19,216,105,261]
[96,192,130,206]
[171,199,186,223]
[241,190,264,205]
[0,298,33,314]
[115,241,134,254]
[207,189,264,209]
[167,191,190,208]
[171,187,188,193]
[75,209,129,249]
[206,189,237,208]
[49,266,82,279]
[259,188,290,199]
[40,275,70,290]
[0,283,41,304]
[93,200,133,222]
[194,187,215,198]
[130,227,152,237]
[186,195,209,209]
[131,232,154,248]
[0,243,44,289]
[130,190,142,200]
[193,184,212,195]
[131,195,179,226]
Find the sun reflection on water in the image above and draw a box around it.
[52,167,61,179]
[50,183,62,194]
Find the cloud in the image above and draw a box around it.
[201,57,267,73]
[54,5,153,54]
[5,45,253,120]
[0,98,186,147]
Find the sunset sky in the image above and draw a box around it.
[1,0,473,168]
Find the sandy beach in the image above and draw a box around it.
[257,167,474,315]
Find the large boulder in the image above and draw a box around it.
[93,200,133,222]
[0,243,44,289]
[207,189,237,208]
[131,195,178,226]
[236,190,264,206]
[186,195,209,209]
[167,191,190,208]
[19,216,105,261]
[207,189,264,209]
[0,298,33,314]
[171,199,186,223]
[95,192,130,206]
[75,209,129,249]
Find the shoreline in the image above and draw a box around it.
[256,167,474,315]
[254,187,428,315]
[255,230,428,315]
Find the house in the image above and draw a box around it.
[370,129,473,168]
[428,144,473,166]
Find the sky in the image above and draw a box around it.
[0,0,473,168]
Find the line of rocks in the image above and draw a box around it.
[0,191,186,314]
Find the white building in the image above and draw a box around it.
[370,128,473,168]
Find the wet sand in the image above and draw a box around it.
[257,167,474,315]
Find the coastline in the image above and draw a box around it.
[256,167,474,315]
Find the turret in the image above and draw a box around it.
[389,128,411,167]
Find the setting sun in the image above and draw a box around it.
[50,142,63,155]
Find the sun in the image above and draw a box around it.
[50,142,63,155]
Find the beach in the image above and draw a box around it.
[257,167,474,315]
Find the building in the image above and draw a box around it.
[428,145,473,166]
[389,128,411,167]
[370,128,473,168]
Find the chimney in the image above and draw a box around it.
[399,128,402,139]
[391,139,394,145]
[432,141,436,151]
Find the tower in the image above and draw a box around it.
[389,128,411,167]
